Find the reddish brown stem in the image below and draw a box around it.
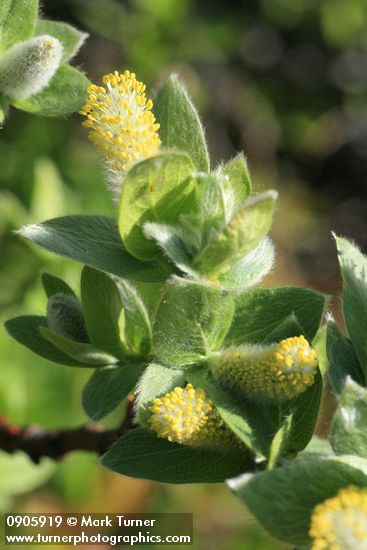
[0,397,135,464]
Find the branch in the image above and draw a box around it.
[0,396,135,464]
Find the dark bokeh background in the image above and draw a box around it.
[1,1,367,548]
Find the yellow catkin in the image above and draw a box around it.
[149,383,233,446]
[80,69,161,172]
[210,335,318,401]
[310,486,367,550]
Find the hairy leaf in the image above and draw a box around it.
[0,0,38,53]
[119,152,195,260]
[81,267,127,359]
[331,378,367,458]
[41,272,76,299]
[135,363,186,425]
[154,74,209,172]
[115,278,152,356]
[335,235,367,374]
[40,327,118,366]
[186,367,262,454]
[12,64,89,116]
[218,237,275,290]
[18,215,170,282]
[219,152,252,204]
[229,454,367,546]
[102,428,252,484]
[327,321,365,393]
[5,316,86,367]
[194,191,277,278]
[225,286,327,346]
[83,363,145,421]
[153,278,234,366]
[35,19,88,63]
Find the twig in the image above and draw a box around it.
[0,396,135,464]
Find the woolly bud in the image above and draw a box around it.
[210,335,318,402]
[0,35,62,100]
[310,486,367,550]
[80,69,161,197]
[47,293,89,343]
[148,384,234,447]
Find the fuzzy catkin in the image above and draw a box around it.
[210,336,318,402]
[0,35,62,100]
[79,70,160,198]
[148,384,235,447]
[310,486,367,550]
[47,293,89,343]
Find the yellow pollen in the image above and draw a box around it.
[80,70,161,172]
[310,487,367,550]
[148,384,233,446]
[211,335,318,401]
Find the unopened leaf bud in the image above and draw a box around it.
[47,293,88,343]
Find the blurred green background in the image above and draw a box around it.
[1,0,367,548]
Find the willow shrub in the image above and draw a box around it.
[4,4,367,548]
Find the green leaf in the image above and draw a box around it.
[101,428,252,484]
[331,378,367,458]
[194,191,277,278]
[0,96,9,122]
[218,237,275,290]
[301,436,333,456]
[41,272,76,299]
[35,19,88,63]
[267,416,292,470]
[145,172,244,277]
[335,235,367,373]
[0,0,38,53]
[327,321,365,393]
[18,215,170,283]
[186,366,262,454]
[81,267,152,359]
[131,282,163,317]
[219,152,252,204]
[313,325,329,377]
[193,172,235,236]
[12,64,89,116]
[222,369,322,461]
[189,364,321,459]
[143,222,196,277]
[240,369,322,458]
[229,454,367,546]
[115,278,152,356]
[153,278,235,366]
[281,368,323,455]
[225,286,327,347]
[119,152,195,260]
[144,171,241,278]
[265,314,306,342]
[40,327,118,366]
[5,316,87,367]
[81,266,127,359]
[154,74,209,172]
[82,363,146,421]
[135,363,186,425]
